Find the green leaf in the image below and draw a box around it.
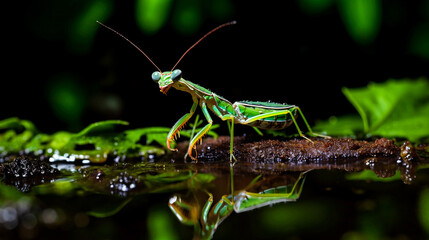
[0,118,219,162]
[76,120,129,137]
[313,115,363,137]
[0,117,37,132]
[66,122,165,163]
[125,127,171,148]
[25,131,73,153]
[342,78,429,141]
[0,118,38,153]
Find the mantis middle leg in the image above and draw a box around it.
[211,105,237,162]
[226,119,237,162]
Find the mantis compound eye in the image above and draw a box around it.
[171,69,182,82]
[152,71,161,82]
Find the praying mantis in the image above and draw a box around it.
[97,21,327,162]
[169,172,307,239]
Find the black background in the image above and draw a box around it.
[2,1,428,133]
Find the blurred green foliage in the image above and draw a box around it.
[258,200,335,235]
[338,0,381,45]
[172,0,202,35]
[410,23,429,59]
[299,0,382,44]
[409,0,429,59]
[346,170,401,182]
[0,182,27,204]
[47,74,87,131]
[419,188,429,235]
[298,0,334,15]
[135,0,233,35]
[147,207,179,240]
[298,0,429,55]
[34,0,429,51]
[69,0,113,54]
[135,0,173,35]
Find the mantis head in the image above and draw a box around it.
[151,69,182,95]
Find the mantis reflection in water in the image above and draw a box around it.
[168,169,307,239]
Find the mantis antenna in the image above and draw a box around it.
[170,21,237,72]
[96,20,237,74]
[96,21,163,73]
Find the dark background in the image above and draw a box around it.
[2,0,429,133]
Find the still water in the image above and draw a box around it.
[1,141,428,240]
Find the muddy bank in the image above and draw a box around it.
[169,136,426,183]
[173,137,420,163]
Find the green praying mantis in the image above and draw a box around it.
[97,21,327,162]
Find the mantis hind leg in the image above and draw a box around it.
[295,107,330,138]
[211,105,237,162]
[243,108,319,142]
[284,109,312,142]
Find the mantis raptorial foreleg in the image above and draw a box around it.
[167,96,198,151]
[188,102,213,161]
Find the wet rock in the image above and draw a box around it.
[1,156,60,178]
[81,168,105,182]
[109,172,138,197]
[0,156,60,192]
[400,141,418,164]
